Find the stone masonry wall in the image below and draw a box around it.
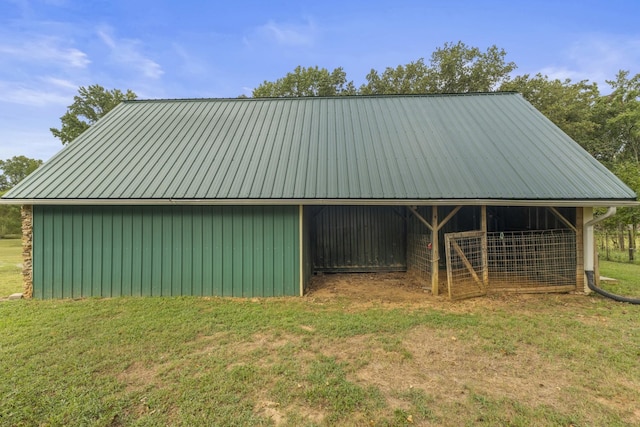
[21,205,33,298]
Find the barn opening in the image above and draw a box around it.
[306,205,579,300]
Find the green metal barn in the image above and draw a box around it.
[2,94,637,299]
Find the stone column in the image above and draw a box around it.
[21,205,33,298]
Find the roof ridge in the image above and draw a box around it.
[126,92,521,103]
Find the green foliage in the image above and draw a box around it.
[50,84,137,144]
[0,155,42,191]
[0,202,21,237]
[360,41,516,94]
[500,73,600,151]
[0,156,42,236]
[253,66,356,97]
[611,161,640,225]
[592,70,640,163]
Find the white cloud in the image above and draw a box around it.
[0,80,73,107]
[252,18,318,47]
[42,76,78,90]
[536,34,640,90]
[0,37,90,68]
[97,26,164,79]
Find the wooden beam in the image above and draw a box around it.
[436,206,463,231]
[548,207,577,233]
[450,239,484,288]
[407,206,433,232]
[576,207,584,292]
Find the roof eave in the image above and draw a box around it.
[1,198,638,207]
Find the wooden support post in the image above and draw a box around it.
[431,206,439,295]
[576,207,585,292]
[481,206,489,288]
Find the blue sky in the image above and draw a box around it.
[2,0,640,162]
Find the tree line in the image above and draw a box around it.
[2,42,639,250]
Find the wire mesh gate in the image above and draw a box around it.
[445,229,577,300]
[444,231,488,300]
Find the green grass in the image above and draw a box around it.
[0,238,22,296]
[1,294,639,425]
[1,241,640,425]
[599,260,640,297]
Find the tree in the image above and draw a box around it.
[0,156,42,236]
[592,71,640,164]
[0,156,43,192]
[253,66,356,97]
[360,41,517,94]
[500,74,600,153]
[51,84,137,144]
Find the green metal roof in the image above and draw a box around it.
[3,93,637,205]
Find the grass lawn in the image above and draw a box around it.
[0,238,22,296]
[599,260,640,297]
[1,242,639,425]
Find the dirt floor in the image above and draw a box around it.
[306,272,439,304]
[305,271,576,305]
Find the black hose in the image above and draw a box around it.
[586,271,640,304]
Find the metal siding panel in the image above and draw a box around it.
[81,209,92,297]
[131,207,143,295]
[313,206,406,271]
[190,206,202,295]
[91,209,102,296]
[111,208,123,297]
[231,206,243,296]
[61,208,73,297]
[272,208,284,295]
[100,209,112,297]
[171,207,183,296]
[253,209,264,296]
[221,207,233,296]
[71,209,83,297]
[120,207,133,296]
[159,207,170,295]
[283,206,298,295]
[201,206,214,295]
[213,206,225,296]
[182,206,193,296]
[242,208,254,297]
[262,207,275,297]
[141,209,153,296]
[31,205,304,298]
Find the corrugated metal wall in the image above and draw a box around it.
[32,205,300,298]
[311,206,406,272]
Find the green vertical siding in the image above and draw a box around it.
[302,206,313,291]
[32,205,300,298]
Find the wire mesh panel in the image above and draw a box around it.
[407,232,432,284]
[487,230,576,292]
[445,231,487,300]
